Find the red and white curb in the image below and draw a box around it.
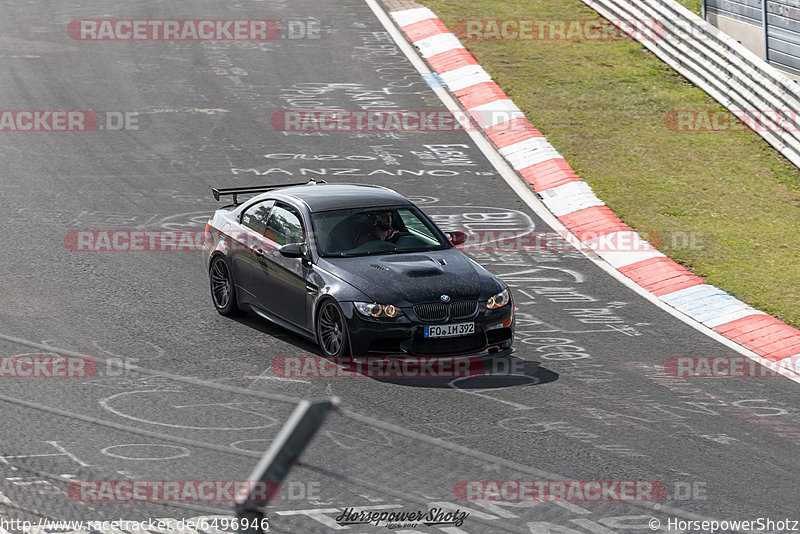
[384,5,800,375]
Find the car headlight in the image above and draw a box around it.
[487,288,511,309]
[354,302,405,318]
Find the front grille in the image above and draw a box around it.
[451,300,478,320]
[414,303,448,321]
[413,300,478,322]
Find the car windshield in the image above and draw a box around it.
[312,206,450,257]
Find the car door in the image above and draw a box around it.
[252,202,309,328]
[232,199,274,305]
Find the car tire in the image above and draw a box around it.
[209,255,241,316]
[316,299,350,358]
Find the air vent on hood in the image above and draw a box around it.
[369,264,389,271]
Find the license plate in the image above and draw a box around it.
[424,322,475,338]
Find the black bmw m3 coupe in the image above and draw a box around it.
[205,182,514,358]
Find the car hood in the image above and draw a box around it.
[319,249,497,306]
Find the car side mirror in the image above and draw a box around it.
[279,242,305,258]
[449,231,467,247]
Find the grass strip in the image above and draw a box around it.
[419,0,800,326]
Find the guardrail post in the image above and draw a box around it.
[762,0,770,62]
[234,397,340,533]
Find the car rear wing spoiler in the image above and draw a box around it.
[211,180,326,206]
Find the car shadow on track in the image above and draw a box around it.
[229,314,321,354]
[226,314,559,390]
[338,354,559,389]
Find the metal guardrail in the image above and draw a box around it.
[581,0,800,170]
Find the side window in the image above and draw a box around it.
[241,200,274,234]
[265,203,305,246]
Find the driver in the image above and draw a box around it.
[356,211,396,246]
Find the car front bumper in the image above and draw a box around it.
[341,302,515,358]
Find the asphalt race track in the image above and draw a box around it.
[1,0,798,532]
